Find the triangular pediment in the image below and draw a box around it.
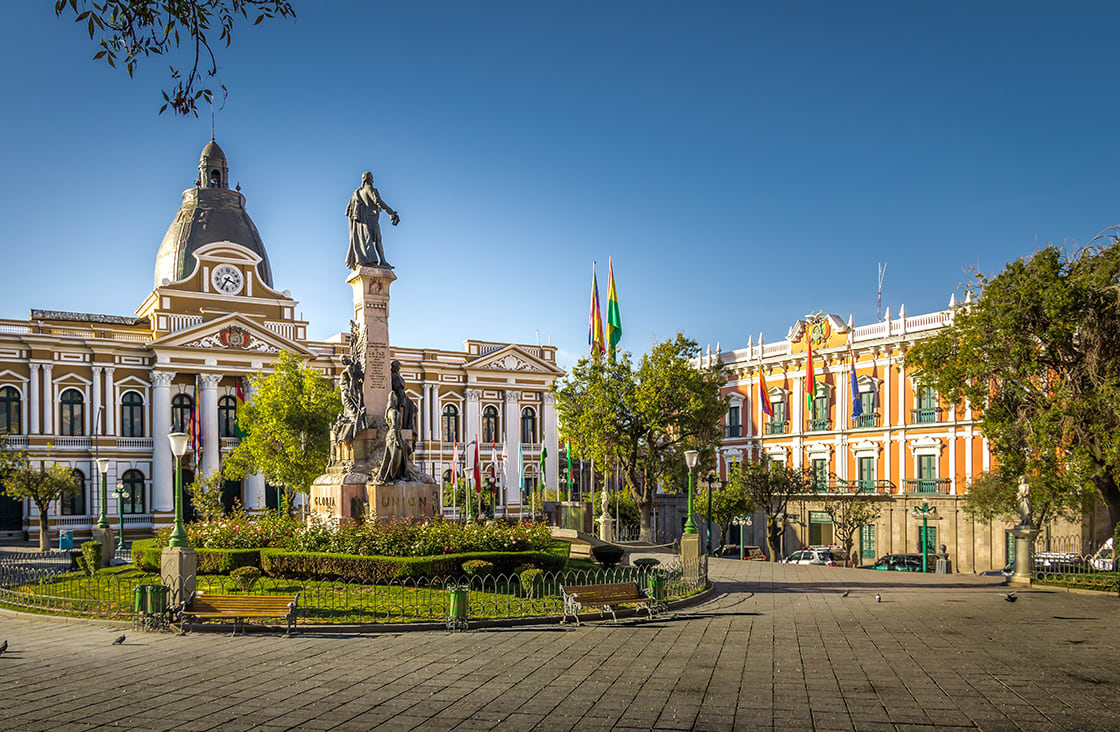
[465,344,563,375]
[148,312,312,357]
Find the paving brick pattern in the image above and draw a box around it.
[2,559,1119,730]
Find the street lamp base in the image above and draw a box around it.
[90,528,115,568]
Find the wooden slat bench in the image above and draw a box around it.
[561,581,658,626]
[180,592,300,635]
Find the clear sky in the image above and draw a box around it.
[2,2,1118,368]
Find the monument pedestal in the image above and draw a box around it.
[160,546,197,604]
[597,516,615,542]
[91,528,115,567]
[681,533,704,587]
[1009,526,1039,587]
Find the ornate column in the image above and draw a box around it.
[502,390,521,507]
[41,364,53,434]
[542,392,559,495]
[103,367,116,436]
[346,266,397,423]
[465,388,481,459]
[151,370,175,513]
[28,363,40,434]
[91,366,103,435]
[199,374,221,480]
[241,379,266,510]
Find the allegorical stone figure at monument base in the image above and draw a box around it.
[346,171,399,269]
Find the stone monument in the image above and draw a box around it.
[1008,476,1039,587]
[309,173,437,524]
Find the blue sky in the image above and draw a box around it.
[2,2,1118,368]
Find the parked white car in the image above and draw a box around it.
[1088,538,1114,571]
[781,548,840,566]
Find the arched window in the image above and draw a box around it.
[441,404,459,443]
[120,469,146,514]
[120,392,144,438]
[62,469,86,515]
[59,389,84,436]
[520,407,536,444]
[0,386,20,434]
[171,394,193,434]
[482,405,499,444]
[218,396,238,438]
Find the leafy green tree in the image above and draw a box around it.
[0,450,81,551]
[906,241,1120,530]
[822,494,882,566]
[731,458,811,561]
[692,472,752,549]
[185,471,228,522]
[554,334,726,542]
[55,0,296,116]
[224,350,341,498]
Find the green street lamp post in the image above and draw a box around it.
[95,457,111,530]
[911,502,939,573]
[683,450,699,535]
[732,515,752,560]
[111,482,129,551]
[167,432,191,548]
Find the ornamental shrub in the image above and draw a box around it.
[231,566,262,592]
[461,560,494,577]
[519,568,544,598]
[80,541,101,576]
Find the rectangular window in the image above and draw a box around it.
[813,394,828,419]
[772,400,785,422]
[858,457,874,492]
[860,390,875,415]
[918,455,936,479]
[918,525,938,556]
[811,459,828,490]
[859,524,876,559]
[912,386,939,423]
[809,510,833,545]
[726,405,741,438]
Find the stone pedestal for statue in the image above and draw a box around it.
[160,546,197,604]
[91,528,115,568]
[1009,526,1039,587]
[309,263,437,525]
[597,515,615,542]
[681,533,703,587]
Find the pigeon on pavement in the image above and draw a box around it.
[112,634,126,645]
[0,640,7,656]
[1003,592,1018,603]
[875,594,881,603]
[841,590,850,598]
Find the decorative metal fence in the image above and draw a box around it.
[1030,535,1117,592]
[1,555,708,625]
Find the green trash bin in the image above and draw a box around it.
[133,584,150,613]
[648,574,666,602]
[447,586,469,631]
[147,585,170,615]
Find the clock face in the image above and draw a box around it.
[211,264,244,295]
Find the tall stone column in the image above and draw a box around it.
[41,364,53,434]
[103,367,116,436]
[465,389,481,463]
[151,371,175,513]
[91,366,103,436]
[240,379,266,510]
[502,390,521,507]
[28,363,40,434]
[542,392,559,494]
[346,266,397,424]
[199,374,221,480]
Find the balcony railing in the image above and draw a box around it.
[115,437,153,449]
[904,478,950,494]
[52,437,92,448]
[851,413,880,428]
[910,408,941,424]
[1,435,30,448]
[767,420,787,435]
[724,425,741,438]
[805,479,894,495]
[807,418,830,432]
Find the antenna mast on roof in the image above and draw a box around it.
[877,262,887,321]
[210,98,216,142]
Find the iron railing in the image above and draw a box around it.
[724,425,741,438]
[767,420,787,435]
[903,478,950,494]
[851,413,879,428]
[0,557,708,624]
[807,418,830,432]
[910,408,941,424]
[1027,535,1117,592]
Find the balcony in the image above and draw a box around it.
[115,437,153,449]
[767,420,787,435]
[851,413,880,429]
[904,478,950,494]
[807,418,830,432]
[52,436,92,449]
[819,479,893,495]
[910,408,941,424]
[724,425,741,439]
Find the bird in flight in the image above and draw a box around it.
[112,634,126,645]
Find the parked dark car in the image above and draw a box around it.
[858,553,924,572]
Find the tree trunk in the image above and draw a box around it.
[767,518,782,562]
[639,500,653,543]
[1092,473,1120,533]
[37,505,49,552]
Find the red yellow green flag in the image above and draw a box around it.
[588,262,606,357]
[606,257,622,359]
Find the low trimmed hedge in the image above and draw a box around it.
[260,549,565,583]
[131,538,260,575]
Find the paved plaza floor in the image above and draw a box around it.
[2,559,1119,731]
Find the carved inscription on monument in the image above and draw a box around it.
[368,343,388,386]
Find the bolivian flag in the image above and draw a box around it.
[606,257,622,359]
[588,262,606,357]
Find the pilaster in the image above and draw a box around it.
[151,370,175,513]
